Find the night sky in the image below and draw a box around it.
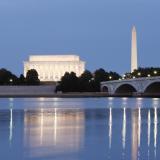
[0,0,159,76]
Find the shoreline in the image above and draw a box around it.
[0,92,160,98]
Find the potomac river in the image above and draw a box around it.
[0,97,160,160]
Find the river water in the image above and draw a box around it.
[0,97,160,160]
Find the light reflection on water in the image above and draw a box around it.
[24,108,85,158]
[0,98,160,160]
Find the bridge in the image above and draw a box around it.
[101,76,160,96]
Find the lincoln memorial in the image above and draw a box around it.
[24,55,85,81]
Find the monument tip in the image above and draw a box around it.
[132,25,136,32]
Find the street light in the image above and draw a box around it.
[137,72,141,76]
[109,76,112,80]
[147,74,151,77]
[9,79,13,85]
[154,71,157,74]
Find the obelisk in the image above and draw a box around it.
[131,26,138,72]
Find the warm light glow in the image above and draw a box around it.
[153,98,159,108]
[133,76,135,79]
[40,109,44,145]
[154,71,157,74]
[109,76,112,80]
[137,72,141,76]
[122,108,126,149]
[147,74,151,77]
[109,107,112,149]
[148,110,151,147]
[54,108,57,145]
[24,109,85,158]
[148,110,151,159]
[9,108,13,143]
[138,107,141,148]
[132,110,138,160]
[136,98,143,107]
[24,55,85,81]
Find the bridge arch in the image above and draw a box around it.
[101,85,109,92]
[114,83,137,94]
[144,81,160,94]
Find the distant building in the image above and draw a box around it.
[24,55,85,81]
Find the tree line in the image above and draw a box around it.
[0,67,160,90]
[124,67,160,79]
[0,68,39,85]
[56,69,121,92]
[56,67,160,92]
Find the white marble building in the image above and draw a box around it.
[24,55,85,81]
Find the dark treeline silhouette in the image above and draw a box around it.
[56,68,121,92]
[0,68,40,85]
[124,67,160,79]
[57,67,160,92]
[1,67,160,90]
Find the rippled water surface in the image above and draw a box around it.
[0,97,160,160]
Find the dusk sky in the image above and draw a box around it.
[0,0,160,75]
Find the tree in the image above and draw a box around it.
[78,70,93,92]
[80,70,93,81]
[19,74,26,85]
[26,69,40,85]
[94,68,108,82]
[108,71,121,80]
[124,67,160,79]
[57,72,78,92]
[93,68,108,91]
[0,68,18,85]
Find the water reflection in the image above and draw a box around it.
[24,108,85,158]
[1,98,160,160]
[154,107,157,158]
[106,98,160,160]
[122,107,126,150]
[131,109,138,160]
[122,98,127,152]
[9,108,13,144]
[109,107,112,149]
[9,98,14,145]
[148,110,151,159]
[40,108,44,145]
[54,108,57,145]
[138,107,141,148]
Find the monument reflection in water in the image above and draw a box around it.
[0,98,160,160]
[24,108,85,158]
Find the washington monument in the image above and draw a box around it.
[131,26,138,72]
